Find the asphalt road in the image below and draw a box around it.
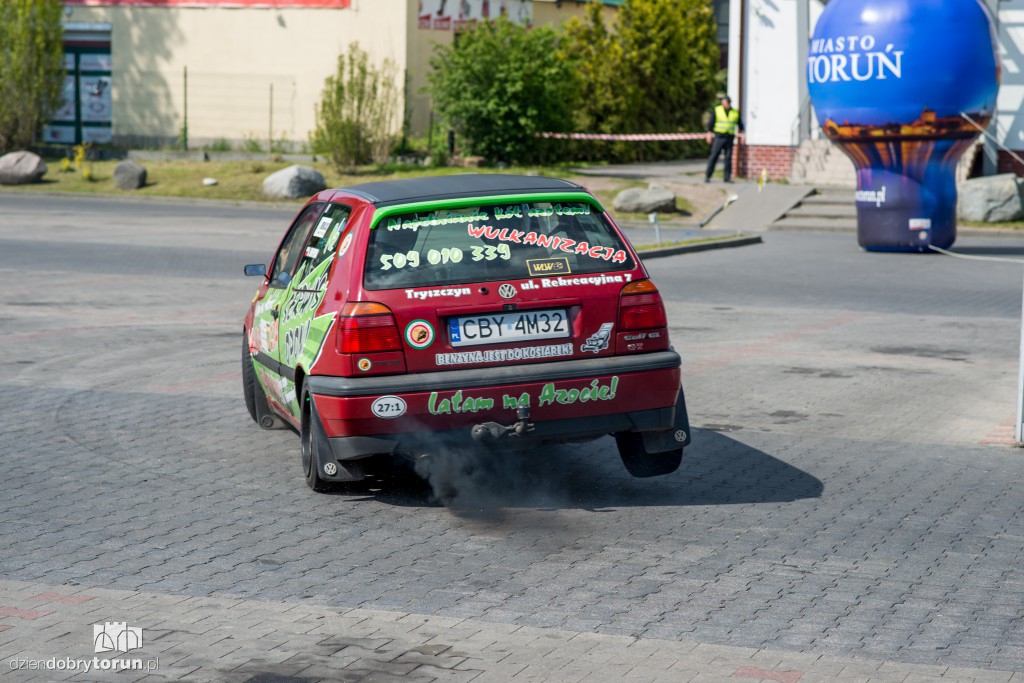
[2,193,1024,676]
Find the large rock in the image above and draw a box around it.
[958,173,1023,222]
[113,160,147,190]
[612,186,676,214]
[263,165,327,199]
[0,151,47,185]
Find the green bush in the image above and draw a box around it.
[428,17,575,166]
[312,43,400,171]
[560,0,720,162]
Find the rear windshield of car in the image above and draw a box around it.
[363,199,635,290]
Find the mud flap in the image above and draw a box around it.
[320,457,367,482]
[640,387,691,453]
[255,394,288,430]
[310,401,367,483]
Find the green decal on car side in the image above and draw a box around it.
[276,257,335,416]
[250,201,353,419]
[251,285,288,406]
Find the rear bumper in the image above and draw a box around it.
[305,351,688,463]
[326,400,688,464]
[306,351,681,397]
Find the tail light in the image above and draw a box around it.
[618,279,667,331]
[336,302,402,354]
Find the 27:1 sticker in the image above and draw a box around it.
[371,395,407,418]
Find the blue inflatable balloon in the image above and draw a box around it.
[807,0,999,251]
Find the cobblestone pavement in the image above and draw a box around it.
[1,194,1023,681]
[2,578,1020,682]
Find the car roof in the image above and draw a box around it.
[334,174,588,207]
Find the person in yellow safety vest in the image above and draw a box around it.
[704,94,745,183]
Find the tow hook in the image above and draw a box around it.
[471,407,535,443]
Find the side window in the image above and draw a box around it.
[269,203,324,288]
[294,203,351,283]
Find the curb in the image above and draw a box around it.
[638,234,763,260]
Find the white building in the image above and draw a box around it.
[57,0,619,148]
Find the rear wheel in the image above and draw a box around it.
[615,432,682,478]
[241,332,259,423]
[300,386,331,492]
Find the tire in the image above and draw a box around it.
[615,432,683,478]
[241,331,259,423]
[300,386,331,492]
[243,330,287,430]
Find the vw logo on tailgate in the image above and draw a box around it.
[498,283,517,299]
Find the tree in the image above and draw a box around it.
[561,0,720,162]
[0,0,64,153]
[619,0,719,154]
[312,43,400,171]
[558,4,625,161]
[428,17,576,165]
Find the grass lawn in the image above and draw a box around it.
[1,155,725,224]
[9,158,472,204]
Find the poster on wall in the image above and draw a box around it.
[79,53,113,71]
[42,125,77,144]
[53,76,77,122]
[43,59,77,143]
[82,127,113,144]
[418,0,531,30]
[79,76,112,123]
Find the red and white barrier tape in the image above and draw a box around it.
[537,132,707,141]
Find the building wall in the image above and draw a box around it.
[727,0,826,178]
[996,4,1024,172]
[406,1,441,138]
[64,2,408,148]
[63,0,608,148]
[727,0,805,178]
[532,1,618,27]
[740,0,800,147]
[738,144,795,179]
[997,151,1024,175]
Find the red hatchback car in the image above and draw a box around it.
[242,174,690,491]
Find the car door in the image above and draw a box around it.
[277,203,352,408]
[251,202,324,411]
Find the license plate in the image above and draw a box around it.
[449,309,570,347]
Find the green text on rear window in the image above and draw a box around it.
[363,200,635,290]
